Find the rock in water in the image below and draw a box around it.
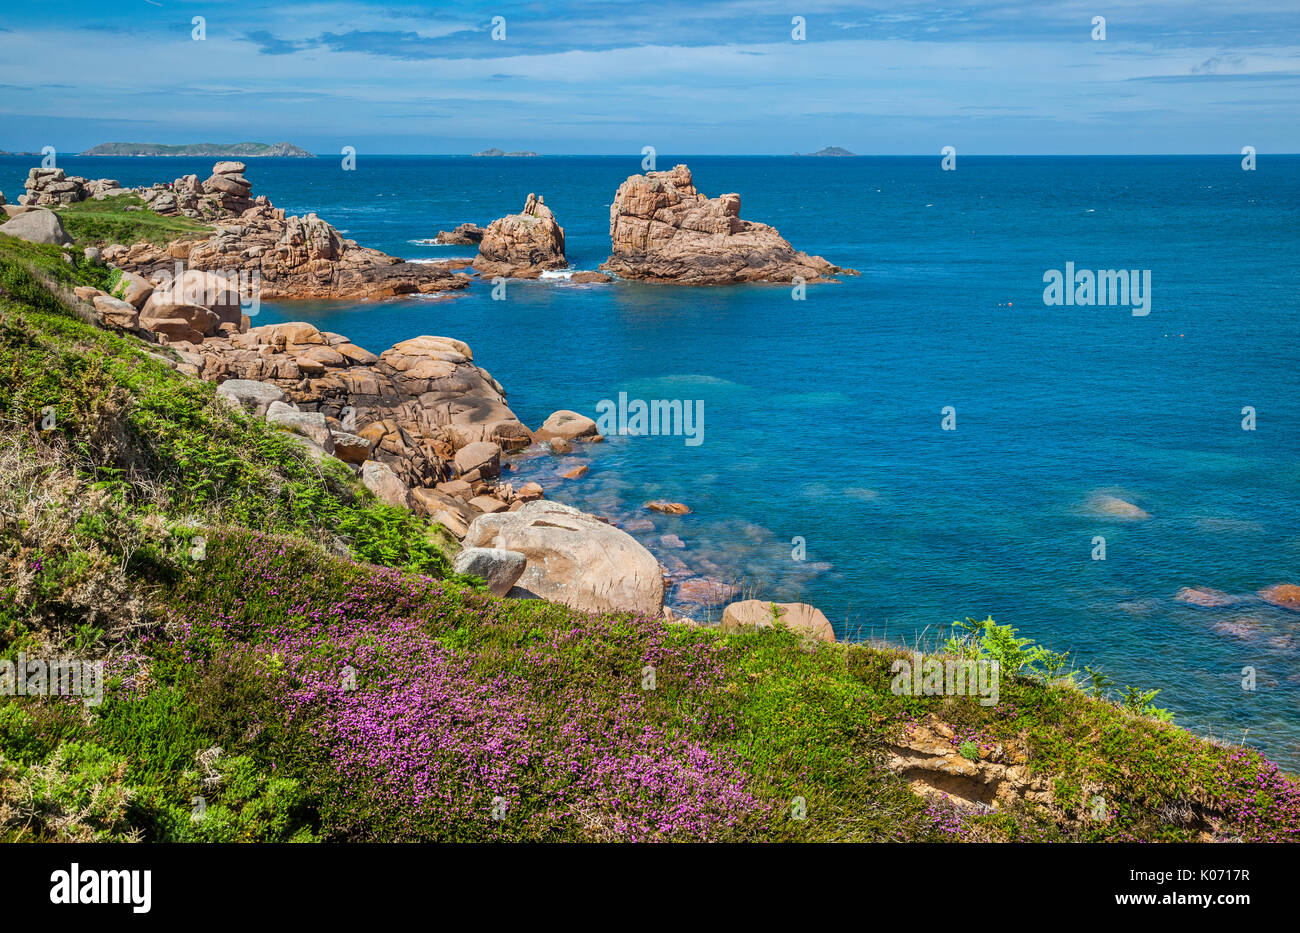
[534,410,598,442]
[462,500,665,616]
[435,223,485,245]
[453,547,528,596]
[473,194,567,278]
[1086,494,1151,520]
[600,163,854,284]
[0,208,72,246]
[1259,584,1300,612]
[1174,587,1239,608]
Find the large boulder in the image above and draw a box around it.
[462,500,665,615]
[473,193,567,278]
[266,400,334,451]
[90,295,140,330]
[534,410,598,442]
[0,209,72,246]
[600,164,853,284]
[452,547,527,596]
[361,459,408,506]
[216,379,285,417]
[144,269,242,327]
[453,441,501,479]
[720,599,836,643]
[109,269,155,309]
[140,302,220,341]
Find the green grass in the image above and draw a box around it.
[55,195,212,247]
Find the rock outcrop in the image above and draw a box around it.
[600,164,854,284]
[462,500,665,616]
[195,326,532,489]
[473,193,567,278]
[19,168,123,206]
[886,715,1052,812]
[100,163,470,301]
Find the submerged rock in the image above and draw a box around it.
[1174,587,1240,608]
[675,577,740,607]
[1086,494,1150,520]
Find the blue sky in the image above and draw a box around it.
[2,0,1298,154]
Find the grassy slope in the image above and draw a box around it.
[0,232,1296,843]
[56,195,213,247]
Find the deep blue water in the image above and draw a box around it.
[6,154,1298,767]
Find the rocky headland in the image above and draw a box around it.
[600,163,856,284]
[93,162,469,300]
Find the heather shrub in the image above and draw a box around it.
[0,740,136,842]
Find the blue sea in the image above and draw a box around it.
[7,154,1298,768]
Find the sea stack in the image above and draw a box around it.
[600,163,855,284]
[472,193,567,278]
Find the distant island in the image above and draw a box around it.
[473,148,540,157]
[79,141,315,158]
[795,146,857,157]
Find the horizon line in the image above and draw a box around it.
[4,151,1296,159]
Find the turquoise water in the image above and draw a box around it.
[8,154,1298,767]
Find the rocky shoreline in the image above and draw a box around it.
[3,158,1297,655]
[1,158,850,637]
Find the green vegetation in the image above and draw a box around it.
[0,233,1296,843]
[55,195,212,247]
